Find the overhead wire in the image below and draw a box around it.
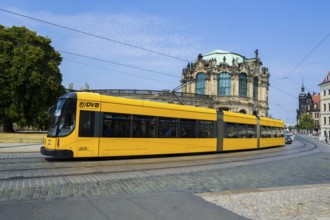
[270,32,330,87]
[60,50,180,78]
[1,7,327,120]
[0,8,191,63]
[269,85,297,100]
[0,8,184,86]
[63,58,175,84]
[268,103,292,114]
[283,32,330,79]
[272,32,329,82]
[268,32,330,110]
[269,102,297,106]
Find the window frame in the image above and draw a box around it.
[218,72,231,96]
[196,72,206,95]
[239,73,248,97]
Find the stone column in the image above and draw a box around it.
[210,74,218,96]
[232,74,239,97]
[260,80,268,102]
[247,77,254,99]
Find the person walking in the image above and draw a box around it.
[325,131,328,144]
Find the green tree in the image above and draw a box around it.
[298,114,314,132]
[0,25,65,132]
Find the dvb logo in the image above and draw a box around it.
[79,102,100,108]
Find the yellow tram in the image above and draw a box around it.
[41,92,284,158]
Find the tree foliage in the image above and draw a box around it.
[298,114,315,131]
[0,25,65,132]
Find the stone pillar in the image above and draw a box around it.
[209,74,218,96]
[191,82,196,94]
[257,82,261,101]
[232,74,239,97]
[247,77,254,99]
[260,80,267,102]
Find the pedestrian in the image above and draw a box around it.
[325,131,328,144]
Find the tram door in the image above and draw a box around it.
[216,111,225,152]
[76,110,101,157]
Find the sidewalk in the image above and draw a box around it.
[0,192,249,220]
[199,184,330,220]
[0,143,41,153]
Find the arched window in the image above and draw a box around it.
[253,77,258,100]
[195,73,206,94]
[218,72,231,96]
[239,109,247,114]
[239,73,247,97]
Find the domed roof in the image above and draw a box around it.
[202,49,246,66]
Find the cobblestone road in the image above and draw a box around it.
[0,135,330,219]
[2,149,330,200]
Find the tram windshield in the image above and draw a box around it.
[48,98,77,137]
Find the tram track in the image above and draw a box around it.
[0,135,311,166]
[0,137,319,184]
[0,139,308,170]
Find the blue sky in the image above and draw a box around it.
[1,0,330,125]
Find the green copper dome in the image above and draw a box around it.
[202,49,246,66]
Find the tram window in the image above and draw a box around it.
[261,126,268,138]
[158,118,177,138]
[180,119,197,138]
[275,127,280,137]
[276,128,280,137]
[226,123,237,138]
[103,113,130,137]
[272,127,277,137]
[278,127,284,137]
[237,124,247,138]
[50,99,77,137]
[199,121,214,138]
[269,127,275,138]
[133,116,156,138]
[261,126,276,138]
[246,125,256,138]
[103,114,112,137]
[79,111,96,137]
[270,127,275,137]
[266,127,271,137]
[58,113,76,136]
[260,126,266,138]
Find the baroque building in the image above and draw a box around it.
[181,49,269,116]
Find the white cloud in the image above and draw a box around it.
[2,8,203,89]
[32,11,201,60]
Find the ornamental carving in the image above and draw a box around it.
[181,50,270,117]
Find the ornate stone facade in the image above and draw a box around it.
[181,50,269,116]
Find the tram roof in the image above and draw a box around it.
[220,111,257,125]
[75,92,217,120]
[259,117,284,127]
